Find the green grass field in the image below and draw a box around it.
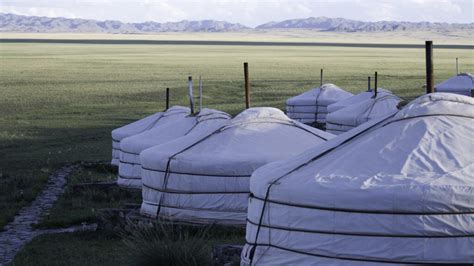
[1,35,473,264]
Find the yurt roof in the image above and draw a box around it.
[435,72,473,94]
[140,107,334,177]
[252,93,474,213]
[286,83,353,106]
[120,108,230,154]
[326,93,401,127]
[327,88,392,113]
[111,106,189,141]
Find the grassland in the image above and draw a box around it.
[2,30,473,44]
[1,34,473,263]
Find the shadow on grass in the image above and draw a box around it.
[0,124,118,229]
[35,162,141,229]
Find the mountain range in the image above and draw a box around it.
[1,13,472,33]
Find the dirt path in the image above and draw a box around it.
[0,165,93,265]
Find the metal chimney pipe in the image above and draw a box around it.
[374,71,378,98]
[188,76,194,114]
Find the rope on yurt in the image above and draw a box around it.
[289,121,330,141]
[183,115,230,136]
[387,113,474,125]
[245,218,474,238]
[245,241,472,265]
[142,167,250,177]
[146,108,190,131]
[143,183,249,195]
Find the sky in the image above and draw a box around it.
[1,0,473,27]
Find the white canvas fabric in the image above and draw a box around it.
[435,73,473,96]
[118,108,230,189]
[326,93,401,135]
[111,106,189,166]
[242,93,474,265]
[286,84,353,124]
[140,107,334,224]
[327,88,392,113]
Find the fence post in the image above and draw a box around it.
[425,41,434,94]
[320,69,324,87]
[367,76,371,91]
[165,87,170,110]
[188,76,194,114]
[456,57,459,75]
[244,62,250,109]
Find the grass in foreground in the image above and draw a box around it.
[121,222,244,266]
[14,222,245,266]
[12,231,128,266]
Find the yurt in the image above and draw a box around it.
[286,84,353,125]
[326,93,401,135]
[111,106,189,166]
[118,108,230,188]
[140,107,334,224]
[327,88,392,113]
[435,72,473,96]
[242,93,474,265]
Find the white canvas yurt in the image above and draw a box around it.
[111,106,190,166]
[242,93,474,265]
[140,107,334,224]
[435,72,473,96]
[118,108,230,188]
[286,84,353,125]
[327,88,392,113]
[326,93,401,135]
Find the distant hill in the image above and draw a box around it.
[0,13,249,33]
[0,13,472,33]
[256,17,473,32]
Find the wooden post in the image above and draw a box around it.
[244,62,250,109]
[425,41,434,94]
[456,57,459,75]
[367,76,371,91]
[320,69,324,86]
[188,76,194,114]
[165,87,170,110]
[374,71,378,98]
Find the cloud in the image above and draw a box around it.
[0,5,78,19]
